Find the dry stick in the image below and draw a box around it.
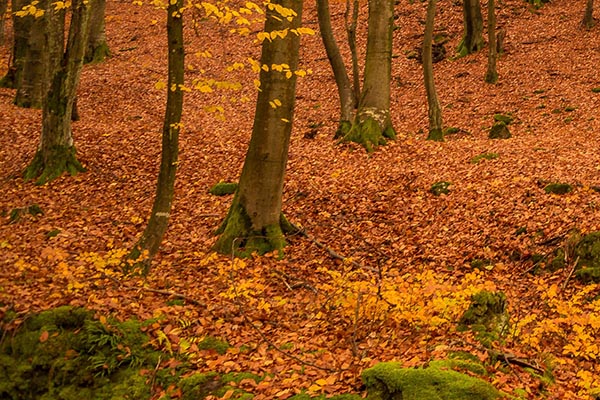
[227,238,338,373]
[561,256,580,291]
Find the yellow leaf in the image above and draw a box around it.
[280,118,289,123]
[285,71,292,79]
[273,99,281,106]
[34,9,44,18]
[154,80,166,90]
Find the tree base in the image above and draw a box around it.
[334,120,352,140]
[339,117,396,152]
[213,204,297,257]
[85,42,111,64]
[0,68,16,89]
[485,69,498,84]
[456,37,484,58]
[24,146,86,185]
[426,128,444,141]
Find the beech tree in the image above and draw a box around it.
[24,0,93,184]
[85,0,110,63]
[423,0,443,141]
[457,0,484,57]
[126,0,184,271]
[213,0,303,256]
[582,0,594,29]
[339,0,396,152]
[485,0,498,83]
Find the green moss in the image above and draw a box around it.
[543,183,572,195]
[85,42,111,64]
[334,120,352,139]
[592,87,600,93]
[430,181,451,196]
[340,117,396,153]
[458,291,509,346]
[209,182,238,196]
[427,128,444,142]
[488,121,511,139]
[470,259,494,270]
[547,248,566,272]
[444,127,460,135]
[493,114,513,125]
[470,152,499,164]
[574,232,600,283]
[179,372,222,400]
[198,336,230,355]
[289,394,363,400]
[23,145,86,185]
[429,359,487,377]
[362,362,500,400]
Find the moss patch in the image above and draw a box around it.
[23,145,86,185]
[574,231,600,283]
[431,181,451,196]
[544,183,572,195]
[488,121,511,139]
[198,336,230,355]
[458,291,509,346]
[470,152,499,164]
[362,362,500,400]
[209,181,238,196]
[340,117,396,153]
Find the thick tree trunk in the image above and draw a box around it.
[457,0,484,57]
[485,0,498,84]
[316,0,356,134]
[214,0,303,256]
[24,0,92,184]
[423,0,443,141]
[126,0,184,273]
[341,0,396,152]
[0,0,28,88]
[582,0,594,29]
[0,0,7,45]
[85,0,110,63]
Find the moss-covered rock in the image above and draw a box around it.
[362,362,500,400]
[431,181,451,196]
[458,291,509,346]
[339,117,396,153]
[544,183,572,195]
[493,114,513,125]
[574,232,600,283]
[488,121,511,139]
[209,182,238,196]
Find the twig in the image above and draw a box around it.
[561,256,580,291]
[492,350,544,374]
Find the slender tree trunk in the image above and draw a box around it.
[24,0,92,184]
[126,0,184,272]
[341,0,396,152]
[213,0,303,256]
[485,0,498,84]
[0,0,7,45]
[346,0,360,108]
[0,0,28,88]
[582,0,594,29]
[85,0,110,63]
[457,0,484,57]
[316,0,356,136]
[423,0,443,141]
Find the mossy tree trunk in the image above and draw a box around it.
[85,0,110,63]
[484,0,498,84]
[24,0,92,184]
[582,0,594,28]
[213,0,302,256]
[423,0,443,141]
[341,0,396,152]
[126,0,184,273]
[316,0,356,135]
[457,0,484,57]
[0,0,30,88]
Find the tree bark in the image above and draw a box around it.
[341,0,396,152]
[316,0,356,134]
[0,0,29,88]
[85,0,110,63]
[346,0,360,110]
[24,0,92,184]
[423,0,443,141]
[485,0,498,84]
[582,0,594,29]
[213,0,303,256]
[457,0,484,57]
[126,0,184,273]
[0,0,7,45]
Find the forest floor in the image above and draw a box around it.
[1,0,600,398]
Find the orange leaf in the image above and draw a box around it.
[39,330,49,343]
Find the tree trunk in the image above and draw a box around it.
[423,0,443,141]
[0,0,7,45]
[346,0,360,111]
[316,0,356,135]
[341,0,396,152]
[457,0,484,57]
[126,0,184,273]
[582,0,594,29]
[0,0,29,88]
[213,0,303,256]
[485,0,498,84]
[85,0,110,63]
[24,0,92,184]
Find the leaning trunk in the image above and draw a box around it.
[484,0,498,84]
[316,0,356,135]
[85,0,110,63]
[213,0,303,256]
[423,0,443,141]
[341,0,396,152]
[24,0,92,184]
[126,0,184,272]
[457,0,484,57]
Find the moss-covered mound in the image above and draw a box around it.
[209,181,238,196]
[362,362,500,400]
[0,306,172,400]
[574,231,600,283]
[458,291,509,346]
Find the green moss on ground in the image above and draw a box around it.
[493,114,513,125]
[431,181,451,196]
[544,183,572,195]
[198,336,230,355]
[209,182,238,196]
[458,291,509,346]
[470,152,499,164]
[362,362,500,400]
[488,121,511,139]
[23,146,86,185]
[339,117,396,153]
[574,231,600,283]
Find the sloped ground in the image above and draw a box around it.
[1,0,600,398]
